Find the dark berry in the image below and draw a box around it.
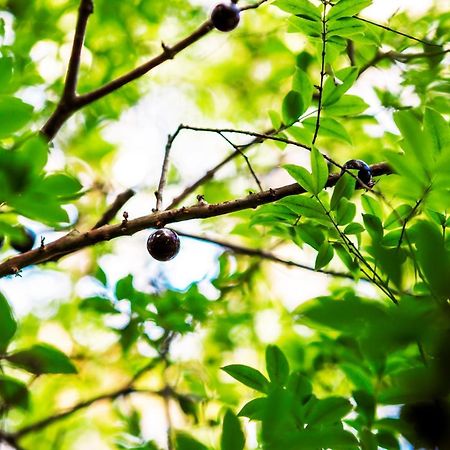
[211,3,240,32]
[341,159,373,188]
[0,235,4,250]
[147,228,180,261]
[10,227,35,253]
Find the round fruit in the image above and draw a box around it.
[10,227,36,253]
[341,159,373,188]
[211,3,240,32]
[0,234,4,250]
[147,228,180,261]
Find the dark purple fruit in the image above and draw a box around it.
[147,228,180,261]
[341,159,373,188]
[10,227,35,253]
[211,3,240,32]
[0,235,4,250]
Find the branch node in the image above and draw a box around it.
[161,42,175,59]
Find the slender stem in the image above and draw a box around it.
[312,1,327,146]
[62,0,94,101]
[155,127,182,211]
[315,195,398,304]
[217,131,263,191]
[0,162,392,277]
[175,229,356,280]
[355,16,442,47]
[167,127,278,209]
[93,188,135,229]
[76,21,213,109]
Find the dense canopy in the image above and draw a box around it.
[0,0,449,449]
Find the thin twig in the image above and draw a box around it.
[14,359,162,438]
[155,127,182,211]
[0,162,392,278]
[240,0,269,12]
[312,0,327,146]
[62,0,94,102]
[359,49,450,74]
[93,189,136,229]
[167,126,279,209]
[315,195,398,304]
[217,131,263,191]
[174,230,355,280]
[355,16,442,47]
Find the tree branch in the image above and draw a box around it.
[40,1,269,141]
[175,230,355,280]
[62,0,94,102]
[167,126,278,209]
[93,188,136,229]
[155,127,182,211]
[354,16,442,47]
[359,49,450,74]
[0,162,392,278]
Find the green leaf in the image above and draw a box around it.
[0,291,16,353]
[17,135,48,175]
[296,223,326,250]
[310,147,329,194]
[0,375,29,410]
[336,197,356,225]
[287,125,313,146]
[284,164,314,193]
[0,57,13,90]
[303,117,352,144]
[40,173,82,197]
[221,409,245,450]
[80,296,117,314]
[305,396,353,425]
[377,431,400,450]
[7,344,77,375]
[280,196,326,221]
[175,432,208,450]
[274,0,321,20]
[363,214,384,240]
[297,295,387,334]
[361,194,382,218]
[9,195,69,224]
[324,95,368,116]
[238,398,267,420]
[412,220,450,298]
[0,96,33,138]
[322,67,358,107]
[327,0,372,20]
[344,222,365,235]
[287,371,312,402]
[282,90,304,124]
[115,274,135,300]
[268,110,282,130]
[423,108,449,155]
[288,15,322,37]
[265,345,290,386]
[331,173,355,210]
[327,17,366,37]
[292,69,313,113]
[384,204,413,229]
[222,365,270,393]
[315,241,334,269]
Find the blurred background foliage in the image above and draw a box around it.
[0,0,449,449]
